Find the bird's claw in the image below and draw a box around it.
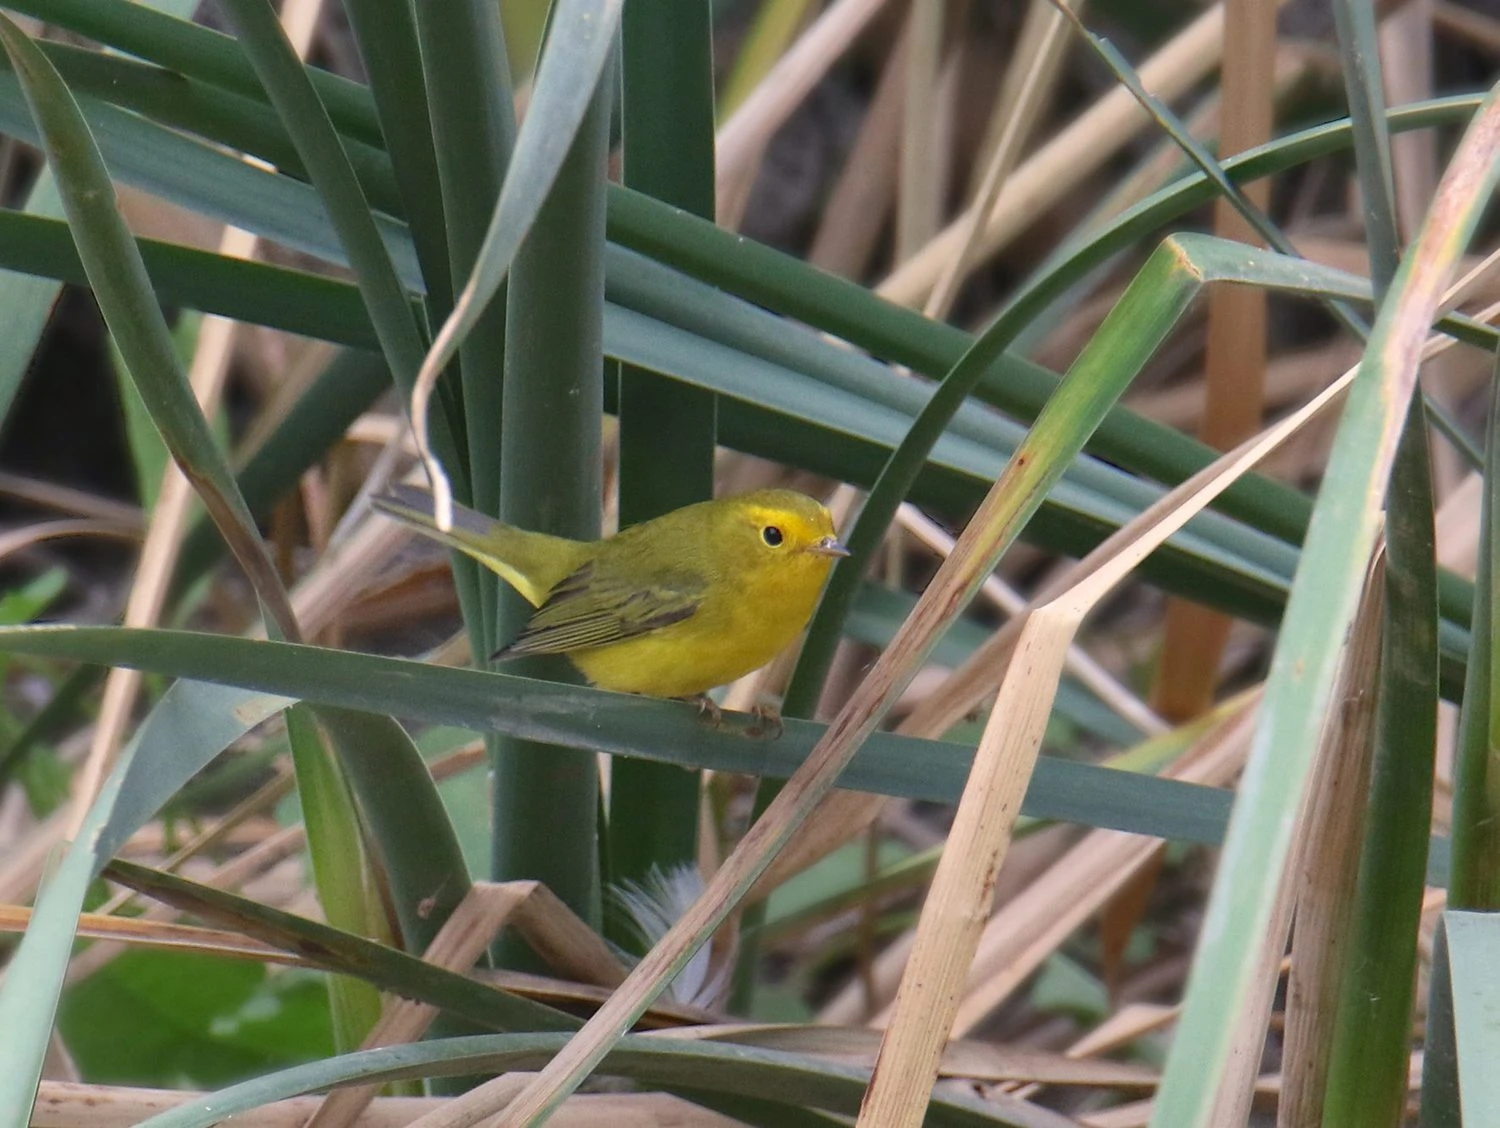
[688,694,725,728]
[745,702,783,740]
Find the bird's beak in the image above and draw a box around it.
[809,535,851,558]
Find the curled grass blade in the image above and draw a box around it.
[411,0,624,527]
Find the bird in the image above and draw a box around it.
[372,484,849,704]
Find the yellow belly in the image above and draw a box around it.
[567,600,808,698]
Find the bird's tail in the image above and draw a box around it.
[372,484,586,606]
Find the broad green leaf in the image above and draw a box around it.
[59,950,332,1087]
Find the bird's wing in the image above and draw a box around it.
[494,561,705,658]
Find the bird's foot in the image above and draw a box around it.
[687,694,725,728]
[684,695,780,739]
[745,702,783,740]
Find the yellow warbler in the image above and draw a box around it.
[373,485,848,699]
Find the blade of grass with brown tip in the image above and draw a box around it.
[1278,547,1388,1126]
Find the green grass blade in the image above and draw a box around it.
[1423,919,1462,1124]
[110,313,189,512]
[609,0,718,925]
[127,1033,1044,1128]
[7,0,383,145]
[411,0,519,658]
[312,707,472,953]
[341,0,453,312]
[0,623,1243,849]
[411,0,515,466]
[214,0,428,399]
[416,0,622,424]
[0,210,385,348]
[0,71,419,278]
[34,40,404,216]
[0,171,63,427]
[1332,0,1401,294]
[1437,352,1500,1117]
[0,0,200,425]
[491,58,613,948]
[1445,910,1500,1122]
[1449,356,1500,907]
[1328,0,1479,473]
[1433,361,1500,1122]
[1321,408,1437,1126]
[284,703,386,1052]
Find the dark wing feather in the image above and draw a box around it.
[494,561,703,659]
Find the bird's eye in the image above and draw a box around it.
[762,525,784,547]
